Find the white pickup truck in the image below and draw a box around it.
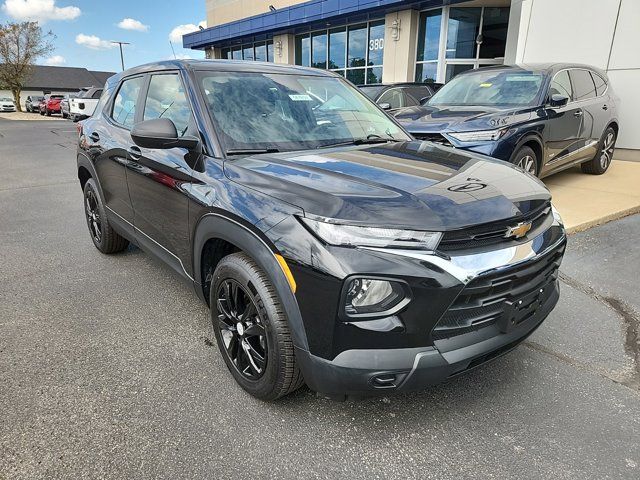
[69,86,103,122]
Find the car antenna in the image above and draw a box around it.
[169,40,177,60]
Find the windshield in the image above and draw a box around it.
[429,69,545,107]
[0,98,13,102]
[198,71,410,153]
[50,95,64,99]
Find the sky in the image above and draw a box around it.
[0,0,207,73]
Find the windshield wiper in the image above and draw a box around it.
[225,148,280,156]
[316,135,400,149]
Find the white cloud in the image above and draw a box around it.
[117,17,149,32]
[169,20,206,43]
[43,55,65,65]
[75,33,115,50]
[1,0,80,22]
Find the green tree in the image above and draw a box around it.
[0,22,55,112]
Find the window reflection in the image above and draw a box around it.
[447,8,481,59]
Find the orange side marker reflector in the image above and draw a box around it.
[275,254,297,293]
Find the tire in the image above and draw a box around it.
[40,109,44,116]
[510,146,539,177]
[83,178,129,254]
[46,109,51,116]
[581,126,616,175]
[211,252,304,400]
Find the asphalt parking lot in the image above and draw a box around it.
[1,119,639,479]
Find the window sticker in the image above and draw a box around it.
[479,83,492,87]
[289,94,313,101]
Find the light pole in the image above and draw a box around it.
[110,41,130,71]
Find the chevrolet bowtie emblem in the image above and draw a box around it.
[505,221,532,239]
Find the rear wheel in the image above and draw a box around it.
[46,109,51,116]
[511,146,539,177]
[83,178,129,254]
[582,127,616,175]
[211,252,304,400]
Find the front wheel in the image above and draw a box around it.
[511,146,539,177]
[211,252,304,400]
[582,127,616,175]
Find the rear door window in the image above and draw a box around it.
[377,88,405,109]
[570,69,597,101]
[111,76,145,128]
[91,89,103,99]
[549,70,573,101]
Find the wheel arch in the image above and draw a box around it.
[510,133,544,172]
[193,212,309,351]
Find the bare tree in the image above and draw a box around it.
[0,22,55,112]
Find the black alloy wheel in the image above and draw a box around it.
[216,278,267,380]
[211,253,304,400]
[82,178,129,254]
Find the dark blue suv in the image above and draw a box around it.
[394,64,619,178]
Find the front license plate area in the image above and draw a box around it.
[498,286,550,333]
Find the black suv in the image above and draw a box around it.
[77,60,566,400]
[395,64,619,178]
[358,82,443,113]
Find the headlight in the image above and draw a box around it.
[448,129,507,142]
[551,204,563,225]
[300,217,442,250]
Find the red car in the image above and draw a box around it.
[40,94,64,116]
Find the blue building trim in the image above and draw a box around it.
[183,0,459,49]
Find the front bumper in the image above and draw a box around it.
[287,219,566,397]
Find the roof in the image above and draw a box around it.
[106,59,336,85]
[21,65,116,91]
[469,63,607,77]
[183,0,465,49]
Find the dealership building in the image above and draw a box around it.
[184,0,639,156]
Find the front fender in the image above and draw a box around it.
[192,212,309,351]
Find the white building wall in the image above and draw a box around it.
[507,0,639,150]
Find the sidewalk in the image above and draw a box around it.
[545,160,640,233]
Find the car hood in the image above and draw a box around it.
[223,142,550,231]
[394,104,535,134]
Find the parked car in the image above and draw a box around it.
[0,97,16,112]
[40,94,64,116]
[69,86,103,122]
[77,60,566,400]
[60,94,77,119]
[25,95,44,113]
[359,82,443,113]
[394,64,619,178]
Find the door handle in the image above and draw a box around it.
[128,145,142,161]
[89,132,100,142]
[602,104,608,111]
[573,110,583,117]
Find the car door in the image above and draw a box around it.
[543,69,583,168]
[125,72,195,279]
[568,68,601,161]
[88,76,145,235]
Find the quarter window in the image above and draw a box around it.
[143,74,192,137]
[570,69,597,101]
[111,76,145,128]
[549,70,573,101]
[591,72,607,96]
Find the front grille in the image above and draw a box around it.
[432,243,565,340]
[438,203,552,252]
[413,133,452,147]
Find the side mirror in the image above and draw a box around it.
[379,102,391,111]
[131,118,199,150]
[549,94,569,108]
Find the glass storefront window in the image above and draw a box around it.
[312,32,327,69]
[445,63,474,82]
[446,8,481,59]
[267,41,274,62]
[329,28,346,69]
[242,45,255,61]
[347,24,367,68]
[232,46,242,60]
[295,34,311,67]
[417,10,442,62]
[254,42,267,62]
[415,62,438,83]
[367,21,385,66]
[296,20,384,85]
[479,7,509,59]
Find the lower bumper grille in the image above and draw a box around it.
[432,242,565,340]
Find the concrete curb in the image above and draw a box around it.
[566,205,640,234]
